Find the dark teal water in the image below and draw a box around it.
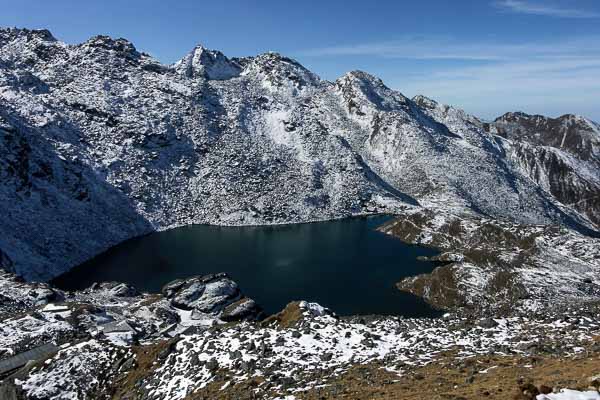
[53,216,441,317]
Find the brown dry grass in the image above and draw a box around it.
[185,375,269,400]
[296,351,600,399]
[180,346,600,400]
[261,301,304,328]
[109,338,179,400]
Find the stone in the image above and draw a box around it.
[189,353,200,366]
[205,358,218,371]
[169,275,240,313]
[108,283,139,297]
[161,279,186,298]
[28,286,62,305]
[478,318,498,329]
[220,298,262,322]
[538,385,552,394]
[588,375,600,389]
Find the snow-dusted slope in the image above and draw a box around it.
[380,209,600,313]
[0,28,596,280]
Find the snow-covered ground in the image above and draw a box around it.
[380,209,600,313]
[2,287,599,399]
[538,390,600,400]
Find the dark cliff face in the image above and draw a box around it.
[487,112,599,162]
[485,112,600,231]
[509,143,600,229]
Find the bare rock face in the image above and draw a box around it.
[505,142,600,229]
[173,45,241,80]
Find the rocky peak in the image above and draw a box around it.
[174,44,241,80]
[412,95,484,130]
[241,52,319,89]
[558,114,600,134]
[335,71,408,114]
[81,35,141,60]
[483,110,600,230]
[494,111,531,123]
[0,27,56,44]
[337,70,388,90]
[494,112,593,130]
[343,70,381,81]
[412,94,440,110]
[0,27,65,66]
[490,111,600,161]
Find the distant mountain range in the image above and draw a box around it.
[0,27,598,280]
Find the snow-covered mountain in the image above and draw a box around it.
[0,28,598,280]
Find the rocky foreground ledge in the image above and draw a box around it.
[1,269,600,399]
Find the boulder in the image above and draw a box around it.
[107,282,139,297]
[298,301,334,318]
[478,318,499,329]
[171,280,206,310]
[27,284,63,305]
[205,358,219,371]
[151,306,181,326]
[93,282,139,297]
[169,274,241,313]
[220,298,263,322]
[161,279,186,298]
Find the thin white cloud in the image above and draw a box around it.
[296,36,600,120]
[401,58,600,97]
[494,0,600,18]
[396,56,600,120]
[297,36,600,61]
[299,37,506,60]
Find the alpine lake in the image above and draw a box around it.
[53,216,442,317]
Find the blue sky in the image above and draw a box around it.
[2,0,599,121]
